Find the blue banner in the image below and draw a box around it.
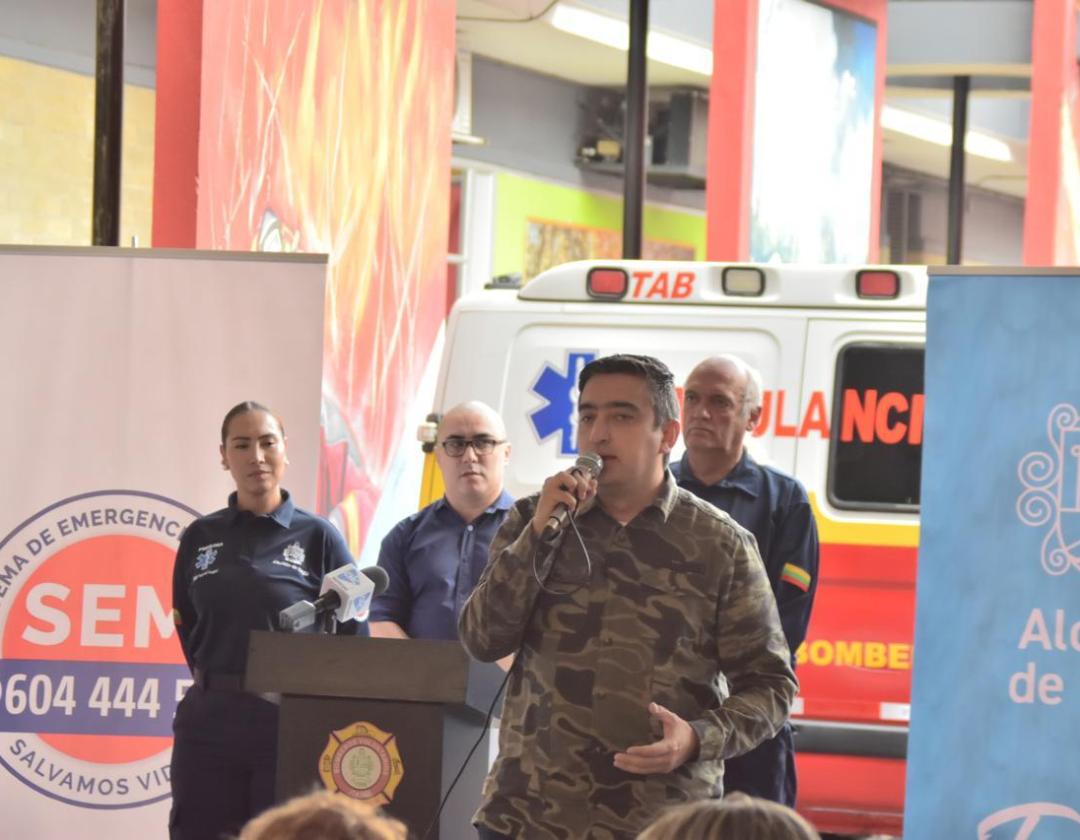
[907,272,1080,838]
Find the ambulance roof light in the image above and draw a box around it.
[856,269,900,299]
[486,273,523,290]
[587,267,628,300]
[722,266,765,297]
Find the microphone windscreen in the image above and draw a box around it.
[361,565,390,597]
[575,451,603,479]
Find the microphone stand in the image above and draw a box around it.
[317,610,337,635]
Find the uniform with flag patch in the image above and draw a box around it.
[672,448,819,807]
[781,563,812,592]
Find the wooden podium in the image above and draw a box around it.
[245,631,505,840]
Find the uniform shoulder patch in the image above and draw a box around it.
[781,562,812,592]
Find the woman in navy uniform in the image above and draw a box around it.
[169,401,368,840]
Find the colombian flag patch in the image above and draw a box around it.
[781,563,811,592]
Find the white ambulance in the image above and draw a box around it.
[419,260,926,838]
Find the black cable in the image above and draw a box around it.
[532,512,592,596]
[421,520,592,839]
[420,654,514,840]
[458,0,558,24]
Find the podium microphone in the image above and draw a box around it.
[541,452,603,541]
[278,565,390,632]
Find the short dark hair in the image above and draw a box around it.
[578,354,679,428]
[220,401,285,444]
[237,789,406,840]
[638,794,821,840]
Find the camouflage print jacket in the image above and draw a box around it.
[458,472,797,839]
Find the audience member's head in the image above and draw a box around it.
[237,790,407,840]
[637,793,821,840]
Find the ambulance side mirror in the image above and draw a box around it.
[417,414,441,453]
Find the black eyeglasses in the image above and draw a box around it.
[439,437,505,457]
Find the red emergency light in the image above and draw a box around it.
[856,270,900,299]
[587,267,629,299]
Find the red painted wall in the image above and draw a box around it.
[153,1,456,556]
[150,0,202,248]
[1024,0,1079,265]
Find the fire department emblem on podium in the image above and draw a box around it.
[1017,403,1080,575]
[319,721,404,804]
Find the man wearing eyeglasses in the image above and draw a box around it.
[369,401,513,642]
[672,355,819,807]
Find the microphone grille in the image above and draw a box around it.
[575,451,603,479]
[361,565,390,596]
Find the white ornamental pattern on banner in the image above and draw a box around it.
[1016,403,1080,576]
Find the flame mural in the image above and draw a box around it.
[196,0,454,552]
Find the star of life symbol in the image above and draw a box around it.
[1017,403,1080,575]
[528,351,596,456]
[282,541,305,568]
[194,544,219,571]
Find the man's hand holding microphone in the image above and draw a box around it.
[531,452,603,541]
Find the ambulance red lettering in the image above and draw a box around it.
[908,393,925,445]
[774,391,798,437]
[752,389,923,443]
[630,271,696,300]
[672,272,694,298]
[755,390,802,438]
[799,391,830,438]
[841,388,875,442]
[876,392,908,444]
[646,273,670,299]
[840,389,924,445]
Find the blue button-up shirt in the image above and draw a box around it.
[671,450,819,657]
[370,490,515,640]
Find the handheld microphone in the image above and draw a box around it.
[278,564,390,631]
[541,452,603,541]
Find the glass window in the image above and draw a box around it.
[828,343,924,510]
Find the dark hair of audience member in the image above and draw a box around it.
[637,793,821,840]
[236,790,407,840]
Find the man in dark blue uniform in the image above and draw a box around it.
[370,402,513,655]
[170,403,368,840]
[671,355,819,807]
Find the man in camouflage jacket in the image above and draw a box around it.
[459,354,797,839]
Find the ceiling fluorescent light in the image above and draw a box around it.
[881,105,1013,163]
[648,31,713,76]
[550,3,627,50]
[549,3,713,77]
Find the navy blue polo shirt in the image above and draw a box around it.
[671,451,819,658]
[370,490,514,640]
[172,490,367,676]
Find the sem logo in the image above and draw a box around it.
[529,351,596,456]
[0,490,198,809]
[1017,403,1080,575]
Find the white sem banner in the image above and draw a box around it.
[0,246,326,838]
